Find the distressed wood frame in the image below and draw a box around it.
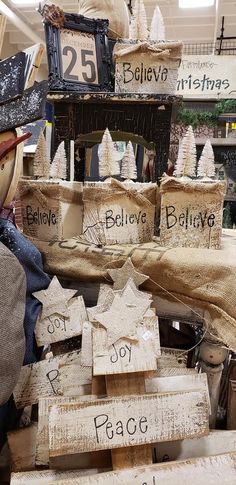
[44,13,113,92]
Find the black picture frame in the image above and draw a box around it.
[44,13,113,92]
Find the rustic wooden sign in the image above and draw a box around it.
[154,429,236,463]
[13,351,92,409]
[0,52,25,105]
[146,373,209,401]
[49,391,209,457]
[93,315,160,375]
[0,80,48,133]
[41,452,236,485]
[10,468,99,485]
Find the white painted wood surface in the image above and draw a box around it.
[154,430,236,463]
[10,468,100,485]
[49,391,209,457]
[81,321,93,368]
[13,351,92,408]
[42,453,236,485]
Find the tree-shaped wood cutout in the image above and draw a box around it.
[179,125,197,178]
[121,141,137,181]
[50,141,67,180]
[33,131,50,179]
[197,139,216,179]
[129,0,148,40]
[150,5,166,41]
[98,128,120,179]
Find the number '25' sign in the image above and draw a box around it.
[44,13,113,92]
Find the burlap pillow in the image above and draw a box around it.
[0,242,26,405]
[78,0,129,39]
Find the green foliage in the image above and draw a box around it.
[177,100,236,128]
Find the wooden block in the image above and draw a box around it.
[8,423,37,472]
[49,391,209,457]
[42,453,236,485]
[156,368,197,377]
[0,81,48,133]
[0,52,25,105]
[10,469,100,485]
[93,315,160,376]
[23,43,44,89]
[35,296,86,346]
[13,351,92,409]
[154,430,236,463]
[157,347,188,369]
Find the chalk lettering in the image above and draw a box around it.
[46,369,60,394]
[94,414,149,443]
[105,209,147,229]
[25,205,57,226]
[165,206,216,230]
[110,343,132,364]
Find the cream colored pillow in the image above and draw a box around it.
[78,0,129,39]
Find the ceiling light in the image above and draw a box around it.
[179,0,214,7]
[11,0,39,5]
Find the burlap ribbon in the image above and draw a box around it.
[114,40,183,61]
[160,176,227,197]
[83,179,157,208]
[18,180,83,207]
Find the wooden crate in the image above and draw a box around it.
[19,179,83,241]
[160,177,226,249]
[114,40,183,95]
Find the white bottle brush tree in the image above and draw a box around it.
[197,139,216,179]
[150,5,166,41]
[99,128,120,179]
[121,141,137,181]
[129,0,148,41]
[174,125,197,178]
[33,131,50,179]
[50,141,67,180]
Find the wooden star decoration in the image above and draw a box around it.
[94,294,146,347]
[119,281,151,315]
[33,276,77,320]
[107,258,149,290]
[121,278,152,303]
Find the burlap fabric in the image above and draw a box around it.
[33,231,236,351]
[0,242,26,405]
[78,0,129,39]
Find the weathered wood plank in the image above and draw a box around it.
[93,315,160,375]
[81,321,93,367]
[0,81,48,133]
[157,347,188,369]
[154,430,236,463]
[10,469,100,485]
[49,391,209,457]
[7,423,38,472]
[0,52,25,105]
[23,43,44,89]
[42,453,236,485]
[13,351,92,409]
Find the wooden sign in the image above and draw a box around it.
[13,351,92,409]
[35,295,86,346]
[160,178,226,249]
[49,391,209,457]
[93,315,160,376]
[0,81,48,133]
[10,468,99,485]
[0,52,25,105]
[154,430,236,463]
[41,452,236,485]
[177,55,236,99]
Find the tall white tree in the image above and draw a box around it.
[150,5,165,41]
[99,128,120,179]
[197,139,216,179]
[181,125,197,177]
[50,141,67,180]
[33,131,50,179]
[173,139,184,177]
[129,0,148,40]
[121,141,137,181]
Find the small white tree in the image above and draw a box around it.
[121,141,137,181]
[99,128,120,179]
[129,0,148,40]
[197,139,215,179]
[33,131,50,179]
[150,6,165,41]
[181,125,197,178]
[173,139,184,177]
[50,141,67,180]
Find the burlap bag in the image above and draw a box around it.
[82,179,157,245]
[78,0,129,39]
[114,40,183,94]
[0,243,26,405]
[18,179,83,241]
[160,177,226,249]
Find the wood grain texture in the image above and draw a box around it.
[0,81,48,133]
[10,469,100,485]
[13,351,92,409]
[49,391,209,457]
[81,321,93,367]
[7,423,38,472]
[40,453,236,485]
